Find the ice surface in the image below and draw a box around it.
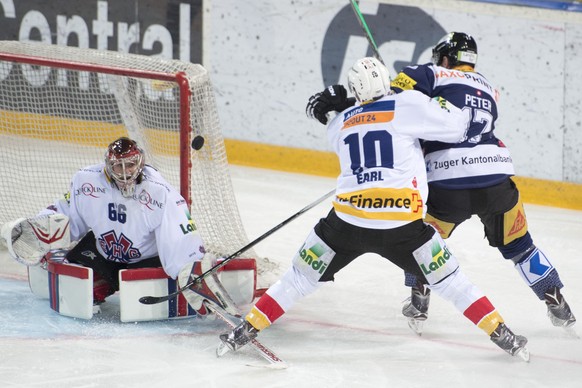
[1,166,581,387]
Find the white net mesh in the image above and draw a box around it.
[0,41,274,285]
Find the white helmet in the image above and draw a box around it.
[347,57,391,104]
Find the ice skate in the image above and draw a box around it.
[490,323,530,362]
[545,288,576,327]
[402,285,431,336]
[544,287,578,337]
[219,320,259,352]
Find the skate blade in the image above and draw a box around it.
[246,361,289,370]
[407,318,424,336]
[563,325,580,339]
[514,346,530,362]
[216,341,231,357]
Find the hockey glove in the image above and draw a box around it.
[178,256,240,318]
[305,84,356,125]
[1,214,70,266]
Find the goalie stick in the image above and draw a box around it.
[349,0,385,65]
[207,303,288,369]
[139,189,335,305]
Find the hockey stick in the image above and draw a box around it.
[349,0,385,65]
[139,189,335,305]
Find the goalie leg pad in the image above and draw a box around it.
[47,261,94,320]
[118,260,256,322]
[218,258,257,306]
[119,268,197,322]
[28,265,50,299]
[178,256,240,317]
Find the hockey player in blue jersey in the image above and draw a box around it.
[306,32,576,335]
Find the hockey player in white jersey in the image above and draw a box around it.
[219,57,529,360]
[1,137,237,317]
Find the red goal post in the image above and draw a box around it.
[0,40,273,284]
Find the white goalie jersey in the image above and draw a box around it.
[40,164,205,279]
[328,90,468,230]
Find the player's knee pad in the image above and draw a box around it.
[424,213,456,239]
[291,229,336,285]
[486,197,529,247]
[412,232,459,286]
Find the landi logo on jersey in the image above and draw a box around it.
[299,243,328,275]
[420,240,452,276]
[98,231,141,263]
[75,183,106,198]
[179,210,197,235]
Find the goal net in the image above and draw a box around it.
[0,40,276,288]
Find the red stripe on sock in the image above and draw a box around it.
[255,293,286,323]
[463,296,495,325]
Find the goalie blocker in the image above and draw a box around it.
[28,254,258,321]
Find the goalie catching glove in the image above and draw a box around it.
[305,84,356,125]
[0,214,71,266]
[178,255,240,317]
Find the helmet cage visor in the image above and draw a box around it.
[108,154,142,182]
[105,146,144,197]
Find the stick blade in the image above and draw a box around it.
[139,295,165,305]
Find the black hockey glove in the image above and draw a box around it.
[306,84,356,125]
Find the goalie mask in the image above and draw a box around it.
[105,137,145,197]
[347,57,391,104]
[432,32,478,68]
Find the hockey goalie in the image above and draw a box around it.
[0,137,256,321]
